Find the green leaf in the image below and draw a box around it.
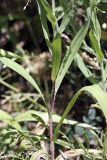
[77,137,90,157]
[75,53,96,84]
[89,30,104,62]
[0,49,22,59]
[95,18,101,42]
[56,139,71,149]
[38,0,56,28]
[0,57,44,100]
[59,8,72,33]
[0,110,21,130]
[90,130,103,147]
[59,0,70,11]
[51,33,61,81]
[36,0,52,52]
[0,110,13,123]
[55,20,90,93]
[53,84,107,141]
[32,114,46,126]
[89,0,104,61]
[91,8,101,42]
[15,110,48,123]
[15,110,97,130]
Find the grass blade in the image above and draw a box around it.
[36,0,52,52]
[53,84,107,141]
[75,53,96,84]
[15,110,96,130]
[0,110,21,130]
[89,30,104,62]
[51,33,61,81]
[0,57,44,100]
[38,0,56,28]
[59,8,72,33]
[55,20,90,94]
[0,49,22,59]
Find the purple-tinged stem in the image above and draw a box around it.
[49,82,56,160]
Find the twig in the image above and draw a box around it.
[49,82,55,160]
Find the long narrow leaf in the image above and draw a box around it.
[38,0,56,28]
[36,0,52,52]
[59,8,72,33]
[0,49,22,59]
[53,84,107,141]
[89,30,104,62]
[0,57,44,100]
[55,20,90,94]
[0,110,21,130]
[52,33,61,81]
[75,53,96,84]
[15,110,96,130]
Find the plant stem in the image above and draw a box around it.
[49,81,55,160]
[49,1,56,159]
[52,0,55,16]
[49,115,55,160]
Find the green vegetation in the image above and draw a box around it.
[0,0,107,159]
